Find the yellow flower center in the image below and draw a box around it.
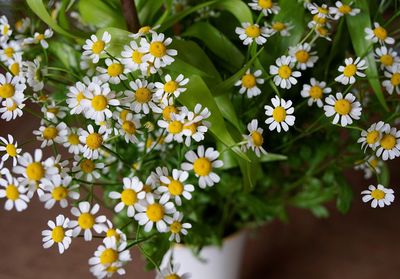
[120,109,129,121]
[373,26,388,40]
[251,131,264,146]
[272,106,286,122]
[318,7,328,15]
[278,65,292,79]
[2,25,9,35]
[295,50,309,63]
[78,213,95,229]
[168,121,183,134]
[164,81,178,94]
[6,184,19,200]
[91,40,105,54]
[390,73,400,86]
[132,50,144,64]
[165,275,181,279]
[106,229,121,241]
[5,144,17,156]
[143,184,152,193]
[272,22,285,31]
[258,0,272,9]
[86,133,103,149]
[122,120,136,134]
[4,47,14,58]
[51,186,68,201]
[370,159,378,169]
[366,130,380,145]
[170,221,182,234]
[138,26,151,34]
[193,157,212,176]
[380,54,393,66]
[244,25,261,38]
[168,180,183,196]
[0,83,15,98]
[80,159,95,173]
[47,107,59,115]
[371,189,385,200]
[334,99,351,115]
[380,134,396,150]
[100,248,118,265]
[146,203,165,222]
[241,74,256,88]
[338,4,352,14]
[135,88,152,103]
[76,91,85,103]
[343,64,357,77]
[51,226,65,243]
[6,101,17,111]
[313,15,327,25]
[43,127,58,140]
[149,42,166,58]
[184,123,198,134]
[107,63,123,77]
[317,26,328,36]
[10,63,20,76]
[15,20,22,30]
[91,95,108,111]
[26,162,45,181]
[36,33,45,41]
[68,134,80,145]
[121,189,137,206]
[162,106,177,121]
[309,86,323,99]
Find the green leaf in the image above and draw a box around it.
[138,0,164,25]
[96,27,132,57]
[78,0,126,29]
[260,153,287,163]
[213,0,253,24]
[48,41,78,69]
[344,0,389,111]
[336,178,353,214]
[379,162,390,186]
[182,22,244,70]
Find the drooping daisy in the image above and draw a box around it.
[0,15,12,43]
[234,69,264,98]
[116,112,142,144]
[365,23,395,45]
[109,176,146,217]
[0,72,26,102]
[39,175,79,209]
[248,0,280,16]
[150,166,170,187]
[69,201,106,241]
[14,17,30,33]
[97,58,128,84]
[134,193,176,232]
[357,121,388,151]
[361,184,394,208]
[375,126,400,161]
[235,22,270,45]
[242,119,267,157]
[41,102,67,120]
[329,1,360,20]
[300,78,332,107]
[156,263,191,279]
[24,29,53,48]
[126,79,161,114]
[130,25,159,39]
[264,95,295,132]
[33,122,68,148]
[269,55,301,89]
[89,237,131,279]
[354,156,383,179]
[140,32,177,69]
[382,64,400,95]
[42,214,73,254]
[82,31,111,63]
[23,59,44,92]
[72,156,105,182]
[0,168,29,211]
[0,134,21,168]
[324,92,362,127]
[181,104,210,146]
[79,125,109,159]
[268,21,293,37]
[157,169,194,206]
[120,40,147,73]
[166,212,191,243]
[157,112,186,143]
[181,146,223,188]
[7,53,25,82]
[154,74,189,104]
[374,46,399,70]
[0,97,25,121]
[289,43,319,70]
[335,57,367,85]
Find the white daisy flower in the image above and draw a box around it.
[7,53,25,82]
[120,40,147,73]
[82,31,111,63]
[99,219,127,243]
[324,92,362,127]
[41,102,67,120]
[335,57,367,85]
[382,64,400,95]
[0,72,26,103]
[79,125,108,159]
[269,55,301,89]
[33,122,68,148]
[289,43,319,70]
[354,156,383,179]
[139,32,177,69]
[154,74,189,104]
[63,127,83,155]
[0,16,12,43]
[268,21,293,37]
[0,40,22,62]
[156,263,191,279]
[72,156,105,182]
[264,95,295,132]
[42,214,73,254]
[329,1,360,20]
[125,79,161,114]
[14,17,30,33]
[365,23,395,45]
[234,69,264,98]
[96,58,128,84]
[235,22,270,45]
[134,193,176,232]
[0,97,25,121]
[23,58,44,92]
[157,112,186,143]
[375,126,400,161]
[0,168,29,211]
[181,104,211,146]
[130,25,159,39]
[89,237,131,279]
[166,212,192,243]
[181,146,223,188]
[150,166,170,188]
[307,3,330,18]
[44,154,70,176]
[67,81,88,114]
[300,78,332,107]
[315,25,332,41]
[109,176,146,217]
[24,29,53,48]
[374,46,399,70]
[242,119,267,157]
[0,134,21,168]
[248,0,280,16]
[157,169,194,206]
[357,121,388,151]
[39,175,79,209]
[80,55,97,76]
[116,112,142,144]
[69,201,106,241]
[361,184,394,208]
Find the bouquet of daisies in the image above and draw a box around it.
[0,0,399,278]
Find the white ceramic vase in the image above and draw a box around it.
[161,231,247,279]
